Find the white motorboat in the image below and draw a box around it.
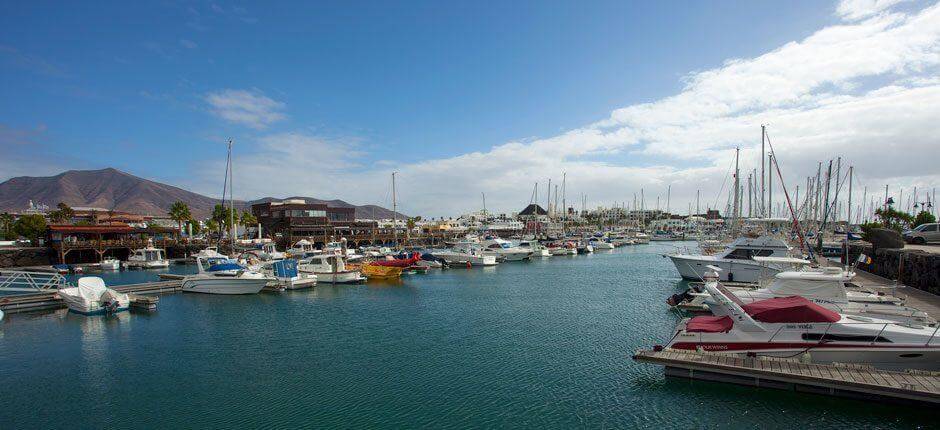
[650,231,675,241]
[181,257,269,294]
[480,237,532,261]
[516,240,551,257]
[287,239,320,258]
[57,277,130,315]
[664,270,940,371]
[360,246,394,258]
[590,239,615,250]
[632,232,650,244]
[298,254,365,283]
[188,246,226,263]
[666,236,792,283]
[263,259,316,290]
[98,258,120,270]
[679,266,932,325]
[125,243,169,269]
[259,242,286,260]
[433,241,498,266]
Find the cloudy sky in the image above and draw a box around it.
[1,0,938,217]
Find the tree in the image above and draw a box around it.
[0,212,14,240]
[212,204,237,233]
[47,202,75,224]
[204,219,219,238]
[168,201,192,238]
[913,210,936,228]
[874,206,914,232]
[13,214,47,244]
[240,211,257,226]
[187,218,201,235]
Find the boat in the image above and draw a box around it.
[263,259,316,290]
[125,242,169,269]
[480,237,533,261]
[633,232,650,244]
[361,264,404,280]
[56,277,130,315]
[433,241,498,266]
[204,257,249,276]
[675,265,932,325]
[516,239,551,257]
[98,258,120,271]
[287,239,319,258]
[576,241,594,254]
[666,235,792,283]
[298,254,365,283]
[662,270,940,371]
[188,246,226,263]
[609,235,635,246]
[590,239,615,250]
[650,231,674,241]
[180,257,269,294]
[259,242,285,260]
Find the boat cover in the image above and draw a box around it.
[742,296,840,323]
[686,316,733,333]
[272,259,298,278]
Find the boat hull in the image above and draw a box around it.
[312,271,365,284]
[668,254,780,283]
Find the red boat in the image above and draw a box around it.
[369,252,421,267]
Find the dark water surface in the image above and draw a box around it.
[0,243,931,428]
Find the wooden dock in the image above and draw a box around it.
[0,280,181,314]
[634,348,940,405]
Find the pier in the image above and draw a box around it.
[0,278,180,314]
[633,349,940,405]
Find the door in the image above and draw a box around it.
[924,224,940,242]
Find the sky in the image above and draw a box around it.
[1,0,938,218]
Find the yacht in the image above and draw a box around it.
[125,243,169,269]
[259,242,286,260]
[188,246,226,263]
[433,241,498,266]
[181,257,269,294]
[298,254,365,283]
[98,258,120,271]
[590,239,615,250]
[632,232,650,244]
[57,277,130,315]
[666,235,792,283]
[609,235,635,246]
[480,237,532,261]
[663,271,940,370]
[516,239,551,257]
[287,239,319,258]
[676,265,932,325]
[650,231,674,241]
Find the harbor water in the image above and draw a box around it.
[0,243,931,428]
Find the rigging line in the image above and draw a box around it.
[764,131,811,258]
[712,151,736,210]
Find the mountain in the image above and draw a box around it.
[0,168,407,220]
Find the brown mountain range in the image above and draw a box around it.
[0,168,406,220]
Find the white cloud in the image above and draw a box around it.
[214,1,940,218]
[836,0,909,21]
[179,39,198,49]
[205,89,287,129]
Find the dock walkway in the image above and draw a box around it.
[634,349,940,405]
[0,280,181,314]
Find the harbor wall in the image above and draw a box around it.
[846,244,940,295]
[0,247,54,268]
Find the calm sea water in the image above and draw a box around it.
[0,242,931,428]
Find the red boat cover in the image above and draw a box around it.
[742,296,840,323]
[686,316,734,333]
[370,252,421,267]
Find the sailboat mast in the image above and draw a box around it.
[732,147,740,234]
[392,172,397,248]
[229,139,235,249]
[847,166,853,226]
[760,125,766,217]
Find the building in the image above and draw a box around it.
[251,199,374,246]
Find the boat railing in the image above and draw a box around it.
[761,320,940,346]
[0,270,71,294]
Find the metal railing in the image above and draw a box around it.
[0,270,71,294]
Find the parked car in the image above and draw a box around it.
[903,223,940,244]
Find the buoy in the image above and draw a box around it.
[466,261,471,268]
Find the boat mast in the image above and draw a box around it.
[229,139,235,250]
[760,125,766,218]
[847,166,853,226]
[732,147,740,236]
[392,171,397,249]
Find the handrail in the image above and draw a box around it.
[0,270,71,293]
[927,325,940,347]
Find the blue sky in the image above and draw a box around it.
[2,1,939,216]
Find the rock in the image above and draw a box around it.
[867,228,904,250]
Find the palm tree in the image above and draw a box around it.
[0,212,14,240]
[168,201,192,238]
[239,211,257,239]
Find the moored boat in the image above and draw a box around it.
[57,277,130,315]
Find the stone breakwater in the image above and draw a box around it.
[846,243,940,295]
[0,247,54,268]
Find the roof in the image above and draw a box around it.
[48,224,134,234]
[742,296,840,323]
[519,204,547,216]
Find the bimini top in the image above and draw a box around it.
[742,296,840,323]
[686,315,734,333]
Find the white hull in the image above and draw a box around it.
[181,277,268,294]
[311,271,365,284]
[668,255,780,283]
[592,242,615,250]
[125,260,169,269]
[486,250,532,261]
[435,252,498,266]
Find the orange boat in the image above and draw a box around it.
[361,264,404,280]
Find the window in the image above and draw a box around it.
[725,248,751,260]
[925,224,939,232]
[753,249,774,257]
[802,333,891,343]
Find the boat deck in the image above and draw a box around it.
[633,348,940,405]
